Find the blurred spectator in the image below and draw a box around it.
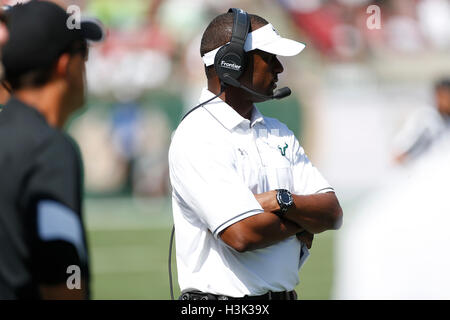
[334,129,450,299]
[68,109,128,193]
[131,108,171,197]
[69,101,172,197]
[392,78,450,164]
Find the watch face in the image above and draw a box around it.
[280,192,291,204]
[277,189,293,213]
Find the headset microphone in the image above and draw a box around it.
[223,75,291,101]
[272,87,291,99]
[239,83,291,100]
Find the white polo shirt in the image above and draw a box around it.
[169,88,334,297]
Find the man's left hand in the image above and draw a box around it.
[296,231,314,249]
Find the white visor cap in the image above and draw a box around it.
[202,23,306,67]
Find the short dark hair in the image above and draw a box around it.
[7,65,54,91]
[200,12,269,79]
[6,39,87,90]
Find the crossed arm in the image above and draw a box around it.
[219,191,343,252]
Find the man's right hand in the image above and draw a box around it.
[254,190,280,213]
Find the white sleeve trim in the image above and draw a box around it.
[213,208,264,239]
[315,187,335,194]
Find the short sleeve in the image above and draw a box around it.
[20,134,82,214]
[291,136,334,195]
[19,134,88,287]
[31,199,88,286]
[169,133,263,238]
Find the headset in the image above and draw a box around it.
[214,8,291,100]
[180,8,291,123]
[169,8,291,300]
[215,8,250,88]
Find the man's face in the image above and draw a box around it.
[240,49,284,102]
[65,51,87,112]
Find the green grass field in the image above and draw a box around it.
[85,197,336,300]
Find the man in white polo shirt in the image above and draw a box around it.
[168,9,343,300]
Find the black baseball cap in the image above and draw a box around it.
[2,0,105,79]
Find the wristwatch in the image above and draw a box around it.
[276,189,293,215]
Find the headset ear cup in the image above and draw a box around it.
[214,44,229,83]
[214,43,246,87]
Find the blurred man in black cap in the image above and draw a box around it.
[0,0,104,299]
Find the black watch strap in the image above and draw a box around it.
[276,189,293,215]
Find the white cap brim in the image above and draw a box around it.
[202,23,305,66]
[257,37,305,57]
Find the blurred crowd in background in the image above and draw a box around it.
[3,0,450,299]
[3,0,447,199]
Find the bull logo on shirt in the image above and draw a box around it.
[278,143,288,156]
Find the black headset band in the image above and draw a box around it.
[214,8,250,87]
[228,8,249,48]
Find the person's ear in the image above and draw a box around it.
[55,53,71,78]
[0,21,9,46]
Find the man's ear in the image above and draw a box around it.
[55,53,71,78]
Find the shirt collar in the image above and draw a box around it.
[250,106,265,128]
[200,88,265,131]
[3,97,47,124]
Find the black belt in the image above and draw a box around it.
[179,290,297,300]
